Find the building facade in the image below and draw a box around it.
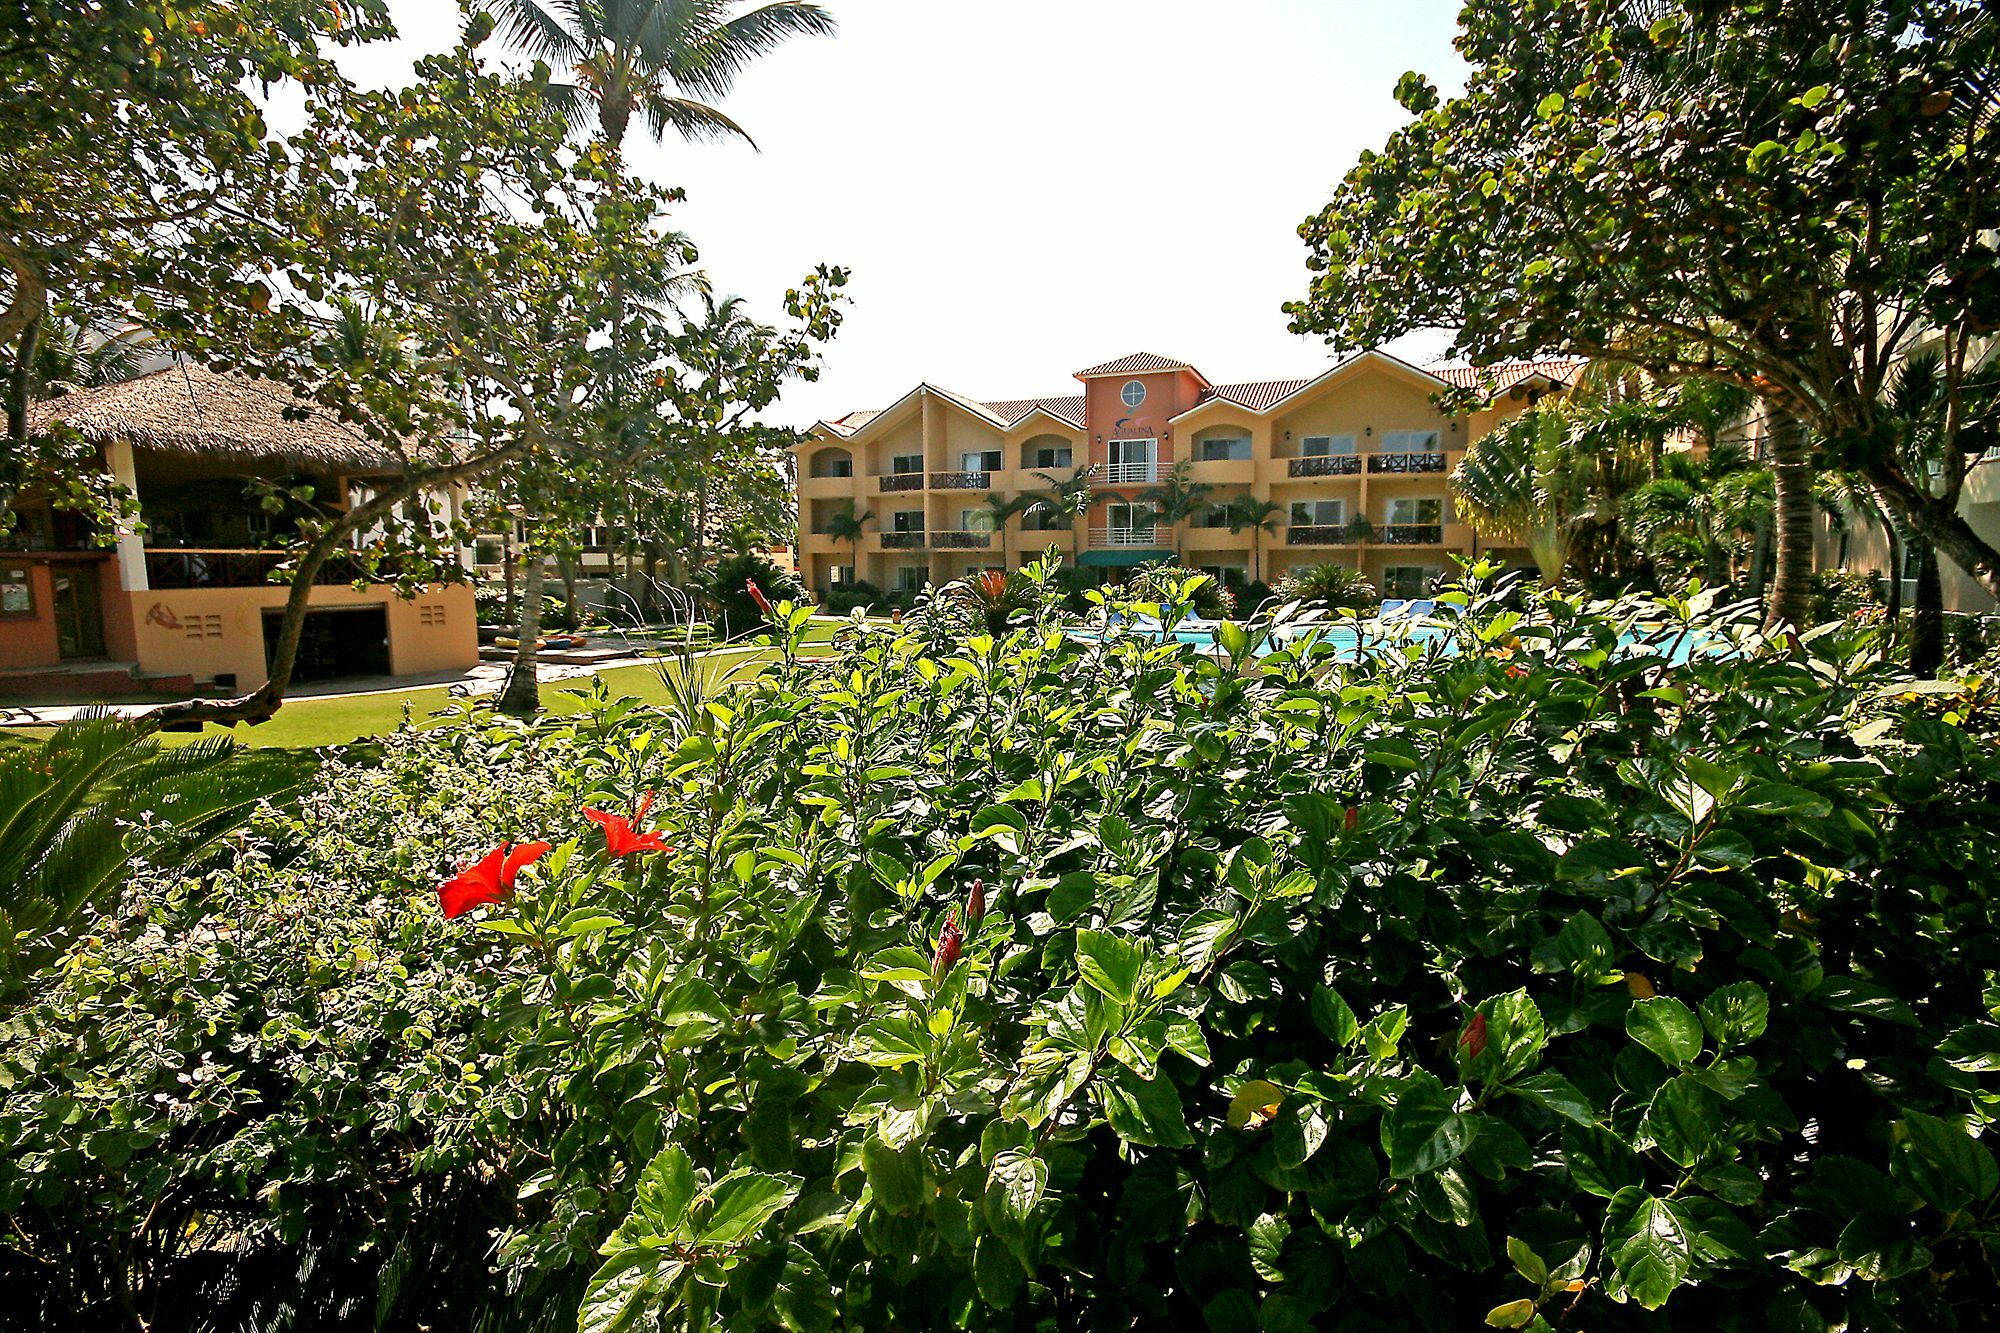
[4,364,478,696]
[794,350,1579,600]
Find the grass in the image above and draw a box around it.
[1,643,827,753]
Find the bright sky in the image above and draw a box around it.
[348,0,1469,427]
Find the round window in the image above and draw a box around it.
[1120,380,1147,408]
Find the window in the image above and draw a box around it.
[829,564,857,587]
[1290,499,1345,527]
[1381,430,1442,453]
[891,510,925,533]
[1198,435,1252,462]
[961,450,1001,474]
[1194,503,1232,529]
[1121,380,1147,408]
[1382,565,1443,599]
[961,508,995,533]
[892,453,924,475]
[813,450,854,478]
[894,566,924,592]
[1300,434,1357,457]
[1025,503,1067,532]
[1387,498,1443,525]
[1107,438,1156,483]
[1028,444,1072,469]
[0,564,33,615]
[1200,563,1248,589]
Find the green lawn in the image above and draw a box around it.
[1,644,829,753]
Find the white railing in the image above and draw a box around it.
[1089,525,1160,547]
[1100,461,1158,485]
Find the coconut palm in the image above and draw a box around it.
[1135,460,1213,562]
[980,491,1031,571]
[28,315,153,398]
[822,499,871,583]
[1622,442,1772,589]
[1224,494,1283,585]
[1027,464,1096,563]
[483,0,836,150]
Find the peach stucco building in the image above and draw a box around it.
[794,350,1580,600]
[3,364,477,697]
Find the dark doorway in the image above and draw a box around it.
[266,605,390,683]
[52,563,107,659]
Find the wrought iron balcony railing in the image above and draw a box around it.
[880,530,927,549]
[931,471,991,490]
[144,548,389,589]
[1287,455,1362,477]
[1368,451,1448,474]
[1379,523,1444,545]
[879,473,925,492]
[932,531,992,549]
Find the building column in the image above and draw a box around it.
[105,438,148,592]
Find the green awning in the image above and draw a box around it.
[1079,549,1172,568]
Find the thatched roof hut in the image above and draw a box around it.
[28,362,403,474]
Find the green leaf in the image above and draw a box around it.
[1483,989,1547,1078]
[1892,1111,2000,1213]
[1812,976,1918,1026]
[577,1250,674,1333]
[1383,1072,1474,1178]
[853,1016,929,1068]
[1605,1187,1693,1310]
[1101,1064,1194,1147]
[633,1145,696,1235]
[1510,1072,1597,1127]
[1642,1076,1722,1169]
[1506,1236,1547,1286]
[1940,1022,2000,1072]
[1737,781,1830,818]
[1485,1299,1537,1328]
[1075,928,1145,1006]
[1310,984,1359,1047]
[698,1171,798,1245]
[984,1148,1048,1232]
[861,1136,925,1215]
[1554,911,1616,977]
[1563,1124,1640,1199]
[1625,997,1703,1067]
[555,906,624,938]
[1536,92,1566,119]
[1699,982,1769,1047]
[1178,909,1238,970]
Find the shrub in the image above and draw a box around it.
[820,578,882,615]
[692,551,802,638]
[1129,562,1233,618]
[7,575,2000,1331]
[1274,560,1377,612]
[1810,569,1880,622]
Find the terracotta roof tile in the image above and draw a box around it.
[980,395,1086,429]
[1429,359,1587,396]
[1074,352,1198,378]
[1199,379,1316,412]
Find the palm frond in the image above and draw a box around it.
[639,90,754,145]
[481,0,594,62]
[667,0,836,101]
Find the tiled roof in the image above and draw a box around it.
[1074,352,1198,378]
[1429,359,1586,396]
[1199,379,1316,412]
[981,395,1086,429]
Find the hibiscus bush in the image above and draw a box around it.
[6,571,2000,1331]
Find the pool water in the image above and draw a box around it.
[1076,620,1725,666]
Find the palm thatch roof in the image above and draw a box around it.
[28,362,403,473]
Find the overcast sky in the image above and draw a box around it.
[346,0,1470,426]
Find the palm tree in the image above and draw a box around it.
[485,0,830,714]
[1452,409,1597,586]
[1622,442,1771,589]
[822,500,871,589]
[484,0,836,150]
[1135,460,1213,562]
[27,315,153,398]
[1028,464,1097,564]
[980,491,1031,571]
[1224,494,1283,585]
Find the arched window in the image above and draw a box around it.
[1020,434,1073,471]
[810,447,854,478]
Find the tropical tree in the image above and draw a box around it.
[1623,443,1773,589]
[1134,459,1213,562]
[1272,560,1377,612]
[1288,0,2000,627]
[822,499,872,574]
[1224,493,1283,585]
[25,314,154,398]
[1028,464,1097,562]
[980,490,1032,570]
[1453,409,1600,586]
[483,0,835,149]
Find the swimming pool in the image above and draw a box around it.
[1072,618,1727,666]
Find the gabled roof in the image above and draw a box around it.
[981,395,1086,430]
[808,386,1086,444]
[1431,358,1587,396]
[1198,379,1317,413]
[28,362,403,472]
[1168,349,1452,424]
[1074,352,1207,383]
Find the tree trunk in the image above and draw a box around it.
[500,558,544,716]
[559,551,579,630]
[1866,459,2000,606]
[1909,538,1945,677]
[1765,410,1814,630]
[1872,488,1904,647]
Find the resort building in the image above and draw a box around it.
[794,349,1580,600]
[3,364,478,696]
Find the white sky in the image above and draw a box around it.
[346,0,1469,427]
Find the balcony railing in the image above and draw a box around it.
[1288,455,1362,478]
[1379,523,1444,545]
[1089,525,1160,547]
[1368,452,1449,474]
[144,548,389,589]
[932,470,991,490]
[880,530,927,550]
[932,530,991,549]
[1285,526,1356,546]
[1099,462,1158,486]
[879,473,925,492]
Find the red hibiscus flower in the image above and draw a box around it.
[1459,1012,1490,1060]
[746,579,774,617]
[965,878,985,929]
[1344,806,1359,832]
[584,792,671,858]
[438,841,552,918]
[932,908,964,981]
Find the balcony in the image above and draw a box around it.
[932,531,992,549]
[1368,452,1449,474]
[1090,525,1160,547]
[880,531,927,550]
[144,548,388,589]
[1288,455,1363,478]
[932,470,991,490]
[1379,523,1444,545]
[879,473,925,493]
[1099,461,1158,486]
[1285,527,1356,546]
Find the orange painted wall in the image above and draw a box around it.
[0,562,62,669]
[127,582,477,687]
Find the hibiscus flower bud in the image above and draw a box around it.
[932,908,964,981]
[1459,1012,1489,1060]
[746,579,774,617]
[1344,806,1359,832]
[965,878,985,928]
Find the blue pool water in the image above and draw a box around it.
[1074,620,1725,666]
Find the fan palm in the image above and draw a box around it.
[1452,409,1597,586]
[0,714,302,988]
[1622,442,1771,589]
[483,0,836,150]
